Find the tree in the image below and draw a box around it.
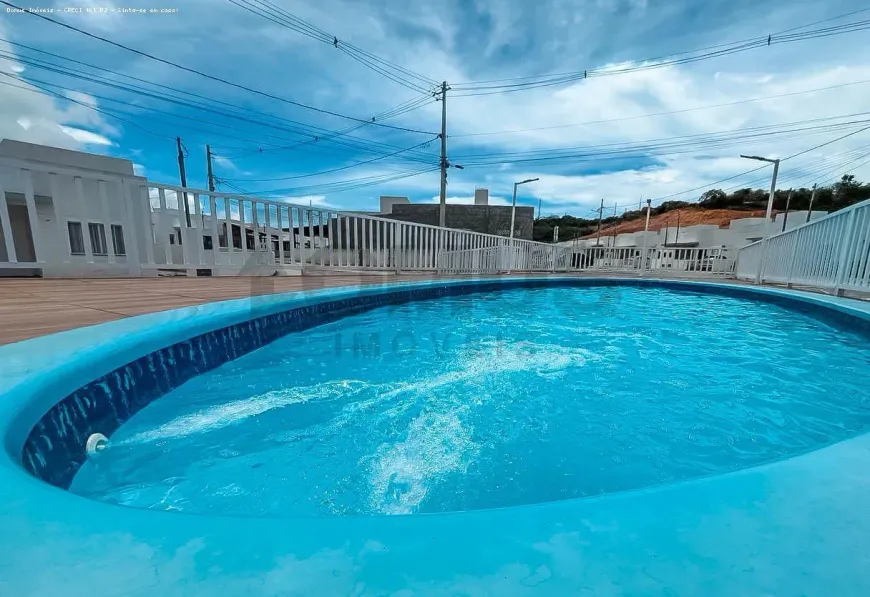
[699,189,727,208]
[833,174,870,209]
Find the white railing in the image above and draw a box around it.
[735,198,870,295]
[144,182,583,276]
[437,243,734,277]
[437,241,573,274]
[0,156,568,278]
[437,246,502,274]
[568,246,734,277]
[0,157,740,280]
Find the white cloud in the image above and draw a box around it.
[59,126,113,146]
[213,155,237,170]
[271,194,337,209]
[0,22,118,150]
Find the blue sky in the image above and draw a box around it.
[2,0,870,217]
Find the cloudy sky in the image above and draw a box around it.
[2,0,870,216]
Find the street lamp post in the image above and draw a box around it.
[507,177,539,273]
[740,154,780,283]
[509,178,539,241]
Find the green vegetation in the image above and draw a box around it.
[532,175,870,243]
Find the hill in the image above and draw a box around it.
[531,174,870,243]
[581,207,768,239]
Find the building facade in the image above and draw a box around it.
[385,203,535,240]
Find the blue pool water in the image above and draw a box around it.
[72,285,870,517]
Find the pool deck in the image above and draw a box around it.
[0,273,812,346]
[0,274,449,346]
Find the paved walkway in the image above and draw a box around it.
[0,274,441,346]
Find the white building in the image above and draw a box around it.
[0,140,148,277]
[0,140,310,277]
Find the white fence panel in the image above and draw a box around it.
[735,198,870,294]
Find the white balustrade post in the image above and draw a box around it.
[0,175,18,262]
[785,226,803,288]
[209,196,220,266]
[240,200,250,257]
[834,208,859,295]
[288,207,298,263]
[140,185,156,266]
[48,173,68,264]
[392,222,399,272]
[264,202,274,265]
[22,170,43,263]
[251,200,261,264]
[327,212,334,266]
[97,180,116,264]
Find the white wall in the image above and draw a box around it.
[0,154,146,277]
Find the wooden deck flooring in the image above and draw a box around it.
[0,274,442,346]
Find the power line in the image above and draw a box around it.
[0,73,177,141]
[233,166,440,197]
[717,145,870,193]
[452,78,870,138]
[450,13,870,96]
[0,36,437,153]
[451,113,870,167]
[0,42,437,163]
[219,93,438,159]
[0,73,306,149]
[640,124,870,206]
[0,0,438,135]
[226,0,438,91]
[222,136,439,182]
[2,68,436,172]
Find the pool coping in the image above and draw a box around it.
[2,276,870,596]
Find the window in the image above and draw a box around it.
[111,225,126,256]
[174,226,183,245]
[88,223,108,256]
[169,233,176,245]
[202,235,213,250]
[68,222,85,255]
[218,223,228,248]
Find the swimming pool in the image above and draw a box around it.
[71,284,870,518]
[3,277,870,595]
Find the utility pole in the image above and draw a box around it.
[206,144,216,193]
[664,215,669,245]
[674,209,681,244]
[781,190,793,232]
[640,198,651,274]
[176,136,191,227]
[538,197,542,219]
[612,201,618,242]
[595,198,604,246]
[807,183,817,222]
[438,81,448,228]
